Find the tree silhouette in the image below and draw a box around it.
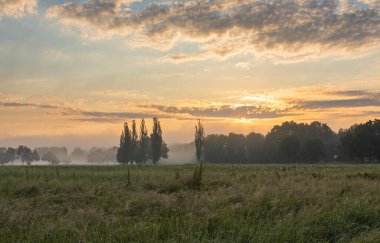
[246,132,266,163]
[69,147,87,162]
[301,139,325,163]
[117,122,132,164]
[6,148,16,165]
[279,135,300,163]
[0,148,8,165]
[42,152,60,165]
[138,119,149,164]
[0,147,16,165]
[161,142,169,160]
[17,146,39,165]
[150,117,164,164]
[131,120,138,163]
[195,119,205,163]
[339,119,380,162]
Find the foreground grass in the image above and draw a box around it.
[0,164,380,242]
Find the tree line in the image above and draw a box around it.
[202,120,380,163]
[2,118,380,165]
[339,120,380,162]
[0,146,121,165]
[0,146,40,165]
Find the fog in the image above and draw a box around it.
[1,143,197,166]
[160,143,196,165]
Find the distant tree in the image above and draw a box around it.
[300,139,325,163]
[42,152,60,165]
[266,121,337,162]
[0,148,8,165]
[246,132,266,163]
[88,147,118,163]
[339,120,380,162]
[372,120,380,162]
[203,134,228,163]
[69,147,87,162]
[117,122,132,164]
[150,117,167,164]
[136,119,149,164]
[225,133,246,163]
[6,148,16,165]
[161,142,169,159]
[0,148,15,165]
[35,147,68,163]
[32,149,40,164]
[279,135,300,163]
[17,146,39,165]
[130,120,138,163]
[195,119,205,163]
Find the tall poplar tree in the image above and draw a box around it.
[139,119,149,164]
[117,122,132,164]
[195,119,205,163]
[130,120,138,163]
[151,117,163,164]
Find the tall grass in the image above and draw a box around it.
[0,164,379,242]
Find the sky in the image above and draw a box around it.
[0,0,379,149]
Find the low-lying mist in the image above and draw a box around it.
[1,143,196,166]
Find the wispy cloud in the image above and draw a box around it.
[0,0,37,20]
[0,100,171,122]
[144,104,296,119]
[46,0,380,62]
[297,98,380,109]
[0,102,62,110]
[2,86,380,122]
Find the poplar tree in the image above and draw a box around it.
[117,122,132,164]
[130,120,138,163]
[150,117,163,164]
[139,119,149,164]
[195,119,205,163]
[192,120,205,190]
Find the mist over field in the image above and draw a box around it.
[0,143,195,166]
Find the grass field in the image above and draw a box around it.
[1,164,380,242]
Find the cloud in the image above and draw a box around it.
[145,104,295,119]
[326,90,374,97]
[46,0,380,62]
[0,100,172,122]
[293,89,380,109]
[80,111,171,120]
[2,86,380,122]
[0,0,37,20]
[0,102,61,109]
[297,98,380,109]
[235,62,254,70]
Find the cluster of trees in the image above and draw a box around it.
[339,120,380,162]
[203,121,339,163]
[201,119,380,163]
[70,147,119,163]
[0,147,16,165]
[87,147,118,163]
[35,147,69,163]
[0,146,77,165]
[0,146,40,165]
[117,118,168,164]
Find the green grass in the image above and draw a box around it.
[0,164,380,242]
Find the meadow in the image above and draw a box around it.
[0,164,380,242]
